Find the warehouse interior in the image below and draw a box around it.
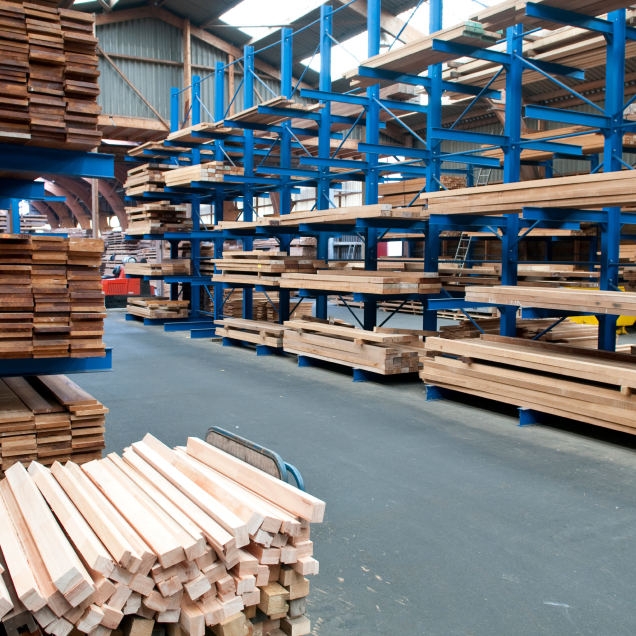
[0,1,636,636]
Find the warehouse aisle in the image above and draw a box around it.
[79,312,636,636]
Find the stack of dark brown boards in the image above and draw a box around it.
[0,434,325,636]
[0,235,105,359]
[0,374,106,478]
[0,3,100,149]
[422,335,636,435]
[283,318,425,375]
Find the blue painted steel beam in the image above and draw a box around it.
[0,348,113,377]
[357,143,430,159]
[300,157,368,170]
[432,127,508,146]
[525,105,610,128]
[431,39,511,65]
[0,180,44,200]
[524,208,636,224]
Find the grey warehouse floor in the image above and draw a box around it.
[77,309,636,636]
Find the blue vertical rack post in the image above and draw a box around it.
[243,46,255,321]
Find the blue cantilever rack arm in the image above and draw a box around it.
[204,426,305,491]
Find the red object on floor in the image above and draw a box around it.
[101,267,141,295]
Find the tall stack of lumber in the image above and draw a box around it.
[0,235,105,359]
[208,252,325,287]
[0,3,101,149]
[440,317,599,347]
[283,318,426,375]
[163,163,244,188]
[0,374,106,478]
[101,232,156,277]
[421,171,636,215]
[280,269,441,295]
[465,286,636,317]
[126,202,191,235]
[422,336,636,435]
[126,298,189,320]
[0,434,325,636]
[123,164,175,198]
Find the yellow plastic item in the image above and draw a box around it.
[567,286,636,334]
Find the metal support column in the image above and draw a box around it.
[9,199,19,233]
[213,61,226,321]
[243,46,255,320]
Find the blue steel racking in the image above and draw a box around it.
[124,0,633,352]
[0,145,115,376]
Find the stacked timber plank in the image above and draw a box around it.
[163,163,244,188]
[0,212,48,232]
[465,286,636,317]
[440,317,599,347]
[209,252,325,288]
[280,269,441,295]
[211,290,311,323]
[126,297,189,320]
[101,232,156,277]
[124,260,192,277]
[283,319,425,375]
[0,434,325,636]
[0,235,105,359]
[225,97,323,127]
[421,171,636,215]
[216,204,425,231]
[123,165,176,198]
[214,319,289,349]
[422,336,636,435]
[0,374,106,477]
[0,3,101,149]
[125,202,191,235]
[378,176,465,208]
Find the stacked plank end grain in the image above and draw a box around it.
[125,201,192,235]
[465,285,636,317]
[0,433,325,636]
[0,374,106,478]
[0,3,101,150]
[164,163,244,188]
[421,170,636,215]
[124,259,192,278]
[280,269,441,295]
[214,319,289,349]
[124,164,176,198]
[283,317,427,375]
[423,335,636,436]
[0,234,105,359]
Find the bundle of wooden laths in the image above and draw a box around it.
[465,286,636,317]
[208,252,325,288]
[215,204,425,230]
[214,319,288,349]
[0,374,106,478]
[123,165,176,198]
[0,212,47,232]
[422,336,636,435]
[421,171,636,215]
[283,318,427,375]
[0,434,324,636]
[378,176,466,208]
[163,163,244,188]
[440,317,599,347]
[280,269,441,295]
[0,234,105,359]
[124,260,192,277]
[0,3,101,150]
[125,201,191,235]
[126,298,189,320]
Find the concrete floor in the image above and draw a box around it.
[78,310,636,636]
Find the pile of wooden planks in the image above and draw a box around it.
[0,212,48,232]
[125,201,191,235]
[422,335,636,435]
[212,290,311,323]
[126,298,189,320]
[124,260,192,278]
[283,318,426,375]
[0,374,106,478]
[0,3,101,149]
[378,176,465,208]
[208,252,325,288]
[214,319,289,349]
[123,165,175,198]
[440,317,599,347]
[280,269,441,295]
[163,163,244,188]
[421,171,636,215]
[465,286,636,317]
[0,433,324,636]
[225,97,323,127]
[0,235,105,359]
